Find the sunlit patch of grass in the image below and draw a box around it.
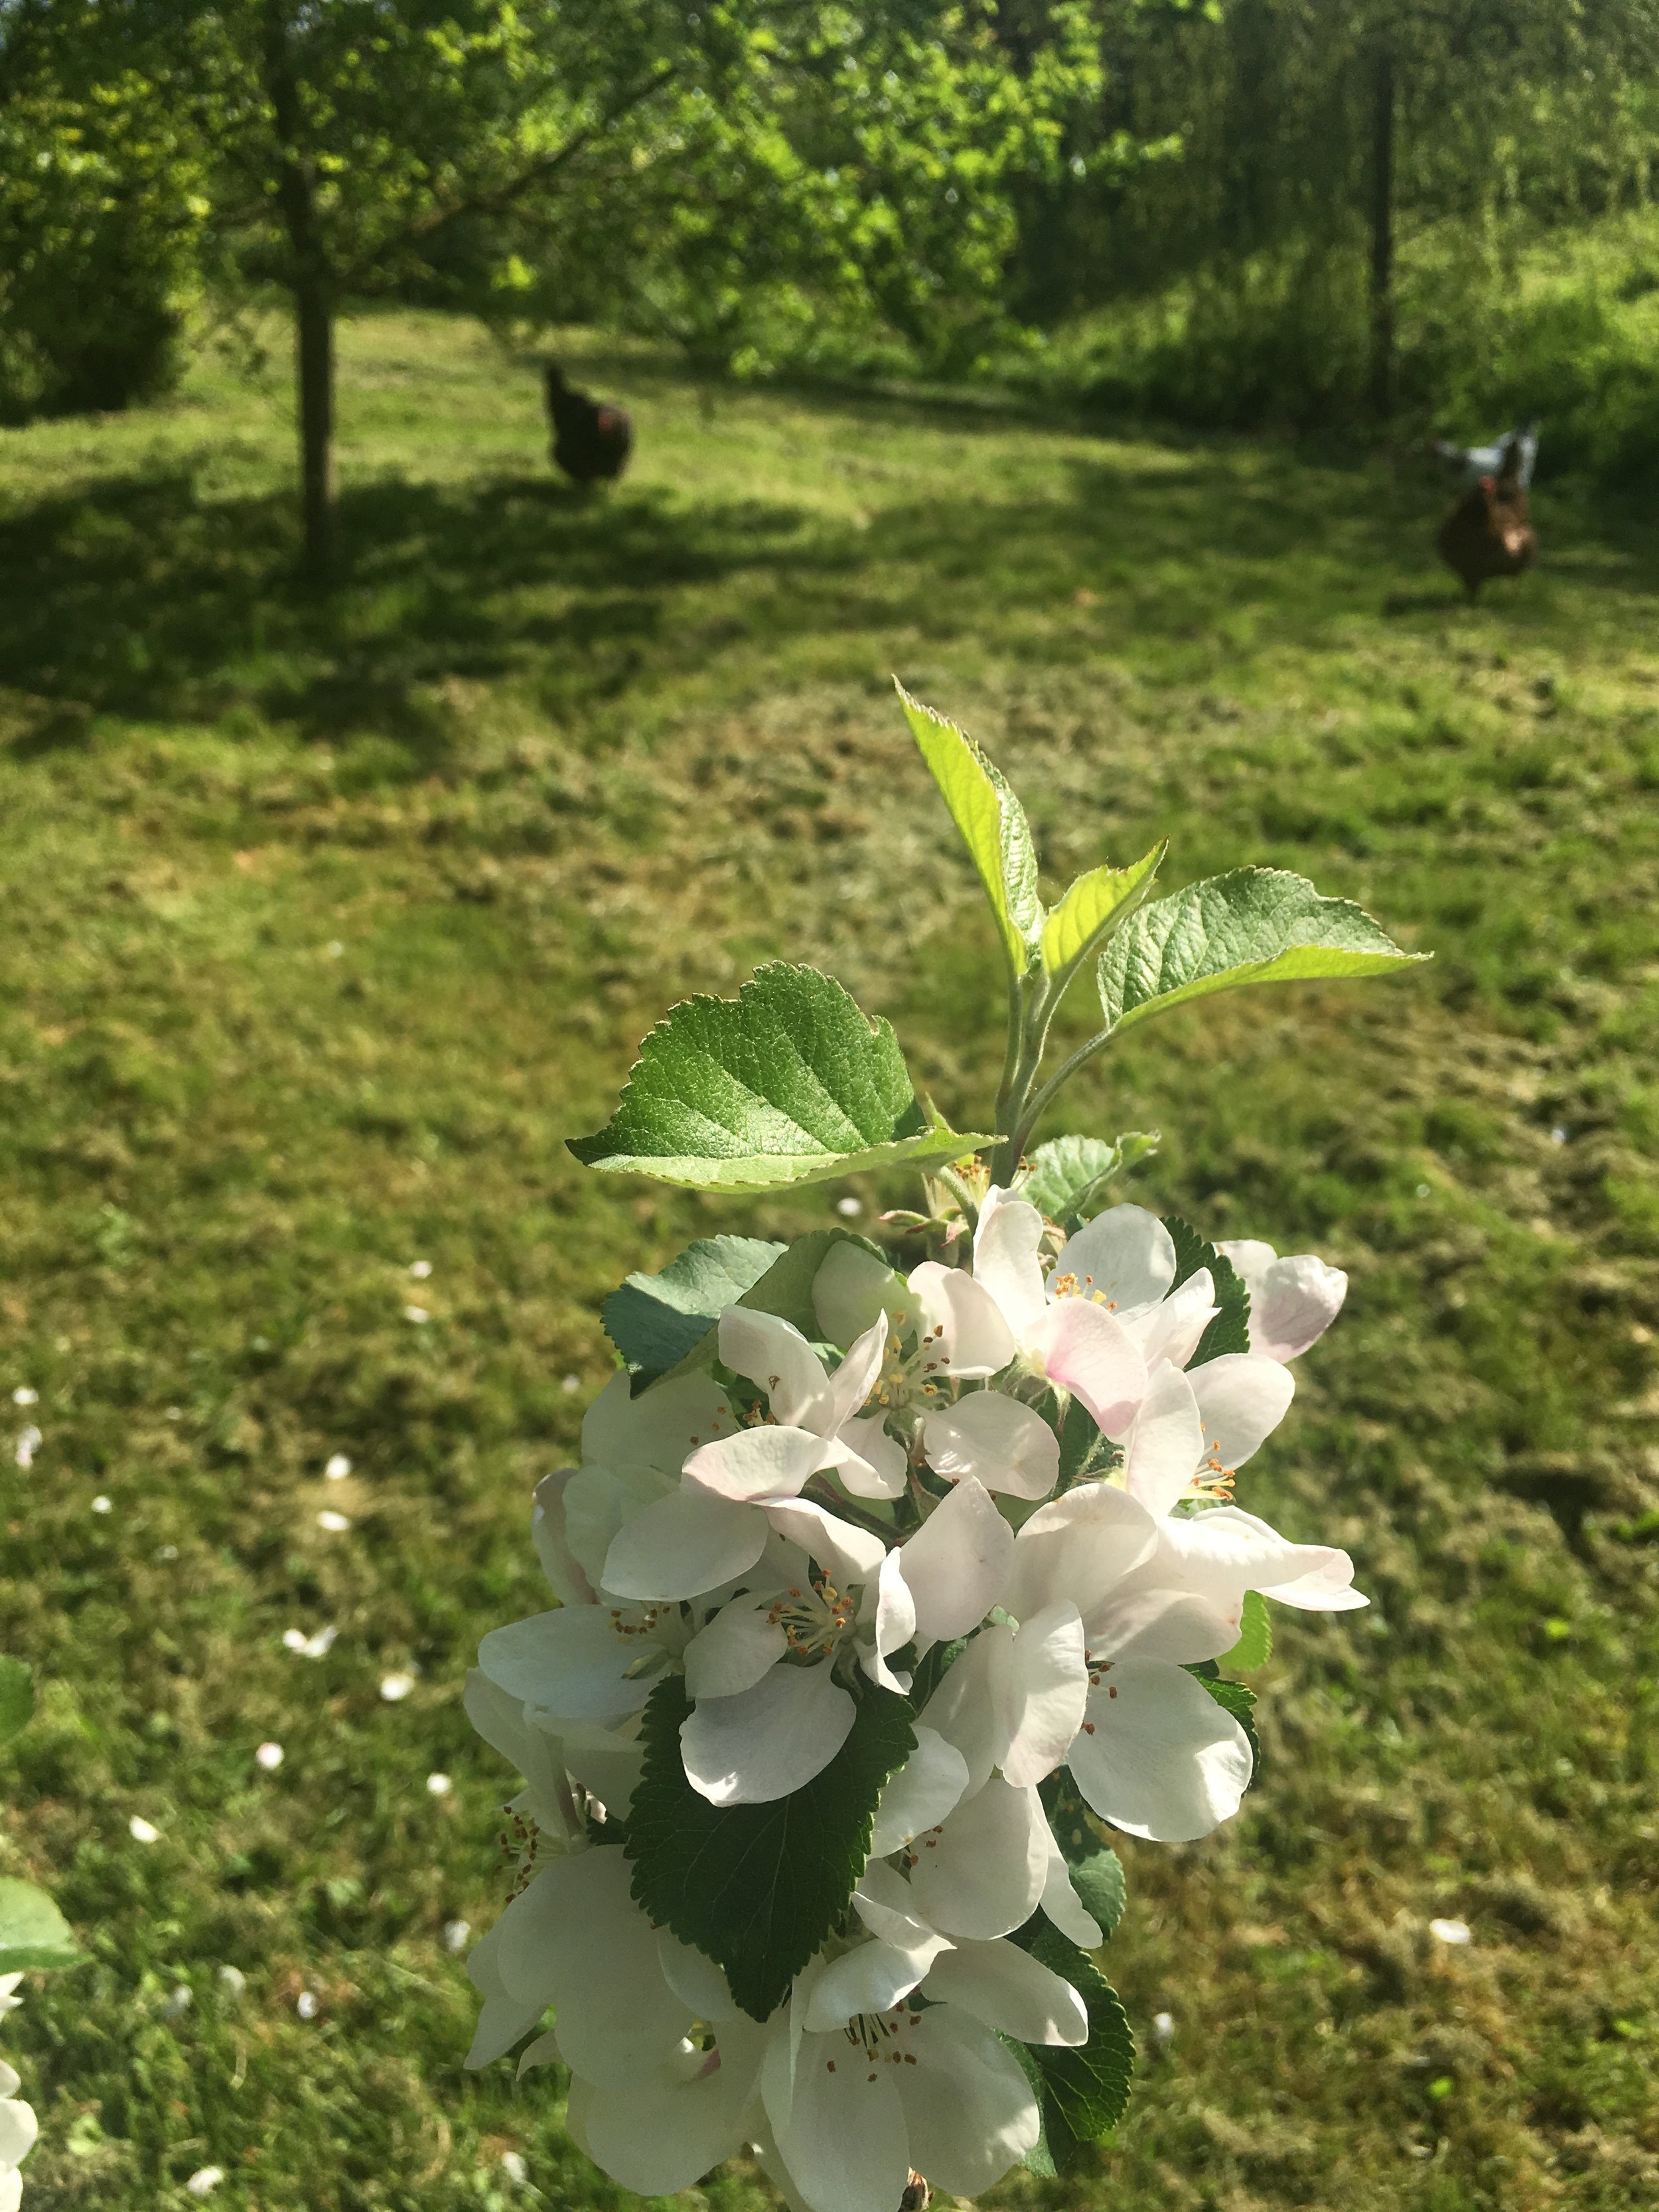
[1,311,1657,2210]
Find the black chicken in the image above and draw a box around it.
[543,363,632,484]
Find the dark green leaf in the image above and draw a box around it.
[1013,1920,1135,2154]
[652,1227,891,1388]
[0,1878,80,1972]
[1186,1664,1260,1784]
[1040,1771,1126,1935]
[569,962,991,1192]
[1097,867,1427,1039]
[909,1635,968,1711]
[1222,1589,1273,1672]
[0,1657,34,1744]
[1021,1132,1161,1226]
[1162,1215,1251,1364]
[603,1236,786,1390]
[625,1676,916,2022]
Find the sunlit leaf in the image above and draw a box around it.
[1098,868,1426,1037]
[898,684,1041,977]
[1040,844,1165,979]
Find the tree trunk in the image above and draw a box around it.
[264,2,336,581]
[294,276,334,579]
[1368,44,1396,421]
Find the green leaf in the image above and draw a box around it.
[652,1227,893,1389]
[1040,1771,1126,1935]
[1022,1131,1161,1224]
[603,1236,786,1388]
[0,1657,35,1744]
[0,1878,80,1972]
[1097,867,1426,1039]
[1013,1920,1135,2157]
[1040,843,1165,979]
[898,684,1041,978]
[625,1676,916,2023]
[1162,1215,1251,1365]
[1187,1664,1260,1783]
[569,962,990,1192]
[1222,1589,1273,1672]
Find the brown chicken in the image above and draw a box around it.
[1435,436,1536,599]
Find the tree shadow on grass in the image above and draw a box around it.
[0,463,826,757]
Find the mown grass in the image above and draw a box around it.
[1,310,1656,2212]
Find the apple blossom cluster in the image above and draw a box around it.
[463,1191,1365,2212]
[0,1975,36,2211]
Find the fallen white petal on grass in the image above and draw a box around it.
[1429,1918,1473,1946]
[403,1305,431,1325]
[500,2152,528,2187]
[129,1816,160,1844]
[92,1495,112,1514]
[15,1426,40,1469]
[317,1510,350,1533]
[559,1374,580,1394]
[186,2168,225,2198]
[295,1990,320,2020]
[157,1544,179,1561]
[409,1259,432,1279]
[1550,1126,1569,1144]
[11,1388,36,1406]
[835,1195,863,1217]
[326,940,344,958]
[380,1672,415,1702]
[283,1625,338,1659]
[443,1918,470,1954]
[217,1966,247,1999]
[255,1742,284,1772]
[1152,2011,1175,2046]
[162,1985,193,2021]
[325,1453,351,1480]
[426,1773,452,1797]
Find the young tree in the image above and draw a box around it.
[123,0,1102,579]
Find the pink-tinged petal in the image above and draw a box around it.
[827,1412,908,1501]
[531,1467,597,1605]
[1004,1482,1159,1638]
[762,1497,887,1589]
[681,1660,855,1805]
[1121,1361,1205,1515]
[828,1313,889,1428]
[999,1600,1088,1788]
[971,1189,1049,1348]
[923,1392,1059,1501]
[1129,1269,1218,1372]
[910,1262,1017,1379]
[685,1424,831,1504]
[601,1487,766,1601]
[860,1547,917,1693]
[1189,1353,1294,1475]
[922,1937,1088,2047]
[1217,1241,1348,1363]
[869,1727,972,1856]
[719,1308,833,1430]
[908,1775,1048,1939]
[1066,1657,1252,1842]
[1042,1299,1149,1439]
[898,2008,1041,2199]
[918,1625,1013,1795]
[1052,1204,1176,1316]
[899,1476,1013,1643]
[684,1599,790,1700]
[1040,1832,1102,1948]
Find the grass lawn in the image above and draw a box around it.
[1,310,1656,2212]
